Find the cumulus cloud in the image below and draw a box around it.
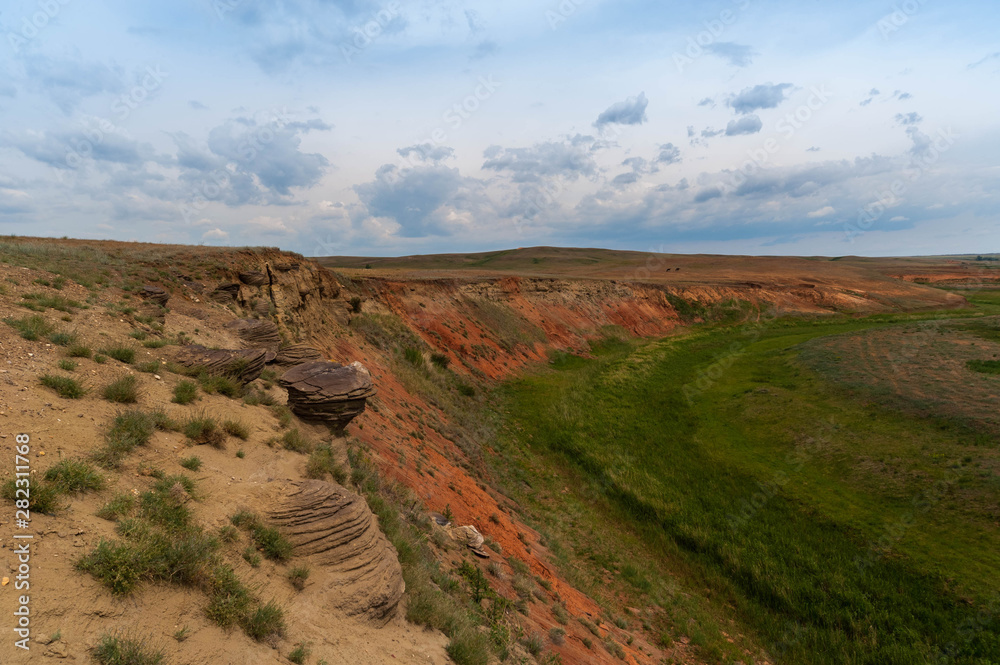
[704,42,756,67]
[725,115,763,136]
[694,187,723,203]
[397,143,455,163]
[727,83,793,114]
[656,143,681,164]
[594,92,649,128]
[482,136,602,183]
[894,112,923,125]
[807,205,835,218]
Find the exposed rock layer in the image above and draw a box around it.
[172,345,266,383]
[279,361,376,429]
[270,480,404,623]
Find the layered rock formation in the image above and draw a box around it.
[210,283,240,303]
[138,285,169,306]
[270,480,404,623]
[279,361,376,430]
[271,343,323,368]
[239,270,267,286]
[172,345,266,383]
[226,318,281,352]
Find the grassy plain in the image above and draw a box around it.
[488,297,1000,664]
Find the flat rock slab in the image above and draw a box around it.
[138,285,169,306]
[279,361,376,429]
[270,480,404,624]
[172,345,265,383]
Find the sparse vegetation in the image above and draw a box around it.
[58,359,77,371]
[40,374,87,399]
[102,374,141,403]
[96,493,136,521]
[93,409,159,469]
[222,419,250,440]
[183,415,226,448]
[92,633,164,665]
[172,380,199,404]
[230,510,293,561]
[1,475,62,513]
[99,344,137,364]
[49,331,77,346]
[6,314,55,340]
[67,344,92,358]
[179,456,202,471]
[44,459,104,493]
[305,444,347,483]
[288,642,310,664]
[288,565,310,590]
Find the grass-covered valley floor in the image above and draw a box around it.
[484,296,1000,664]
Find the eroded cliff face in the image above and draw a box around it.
[201,252,968,665]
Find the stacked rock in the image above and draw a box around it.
[172,345,266,383]
[239,271,267,286]
[279,361,376,430]
[272,343,323,368]
[226,318,281,352]
[210,283,240,302]
[270,480,404,623]
[138,285,169,306]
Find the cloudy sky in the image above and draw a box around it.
[1,0,998,257]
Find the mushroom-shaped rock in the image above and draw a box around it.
[270,480,404,623]
[210,283,240,302]
[172,345,265,383]
[272,344,324,368]
[138,285,170,306]
[239,270,267,286]
[226,318,281,352]
[279,361,376,430]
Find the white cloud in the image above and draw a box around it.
[807,206,835,218]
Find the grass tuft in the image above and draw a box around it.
[44,459,104,493]
[98,345,137,364]
[172,380,199,404]
[92,633,164,665]
[4,314,55,340]
[40,374,87,399]
[102,375,141,404]
[183,416,226,448]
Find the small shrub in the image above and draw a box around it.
[242,545,261,567]
[94,409,157,469]
[44,459,104,493]
[99,345,136,364]
[288,565,310,590]
[58,359,77,371]
[199,374,242,398]
[288,643,310,665]
[94,354,108,364]
[270,405,293,427]
[5,314,55,340]
[403,346,423,367]
[1,476,62,513]
[206,565,253,628]
[179,456,202,471]
[235,449,245,459]
[349,296,362,313]
[172,380,199,404]
[96,493,135,521]
[552,603,569,625]
[523,632,544,656]
[305,445,347,483]
[242,601,285,641]
[280,429,312,454]
[92,633,164,665]
[456,382,475,397]
[549,627,566,645]
[40,374,87,399]
[102,375,140,404]
[218,525,239,543]
[430,352,450,369]
[143,338,172,349]
[133,361,159,373]
[222,419,250,440]
[129,330,148,341]
[446,629,491,665]
[230,510,293,561]
[49,331,77,346]
[184,416,226,448]
[67,344,92,358]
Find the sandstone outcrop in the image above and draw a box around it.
[138,285,169,306]
[271,343,324,368]
[226,318,281,352]
[172,345,266,383]
[210,283,240,302]
[279,361,375,430]
[270,480,404,623]
[239,270,267,286]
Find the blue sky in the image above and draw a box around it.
[0,0,997,257]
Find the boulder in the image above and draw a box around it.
[279,361,376,430]
[210,283,240,303]
[272,343,324,368]
[226,318,281,351]
[269,480,404,623]
[239,271,267,286]
[274,262,299,272]
[138,285,169,307]
[172,345,266,383]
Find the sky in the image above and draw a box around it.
[0,0,998,258]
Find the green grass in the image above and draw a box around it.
[305,445,347,483]
[179,456,202,471]
[489,315,1000,664]
[172,380,199,404]
[96,493,136,521]
[1,475,62,513]
[5,314,55,340]
[967,359,1000,375]
[198,373,242,398]
[288,643,310,664]
[98,345,136,364]
[102,375,140,403]
[275,428,312,454]
[40,374,87,398]
[49,331,77,346]
[93,409,159,469]
[222,419,250,440]
[133,361,159,373]
[229,510,293,561]
[287,565,310,590]
[183,416,226,448]
[58,359,77,371]
[43,459,104,493]
[92,633,164,665]
[20,292,83,312]
[67,344,92,358]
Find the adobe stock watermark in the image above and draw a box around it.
[673,0,753,73]
[718,84,833,195]
[180,107,292,225]
[546,0,588,31]
[64,65,168,169]
[844,126,957,242]
[6,0,73,53]
[876,0,930,40]
[341,2,402,63]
